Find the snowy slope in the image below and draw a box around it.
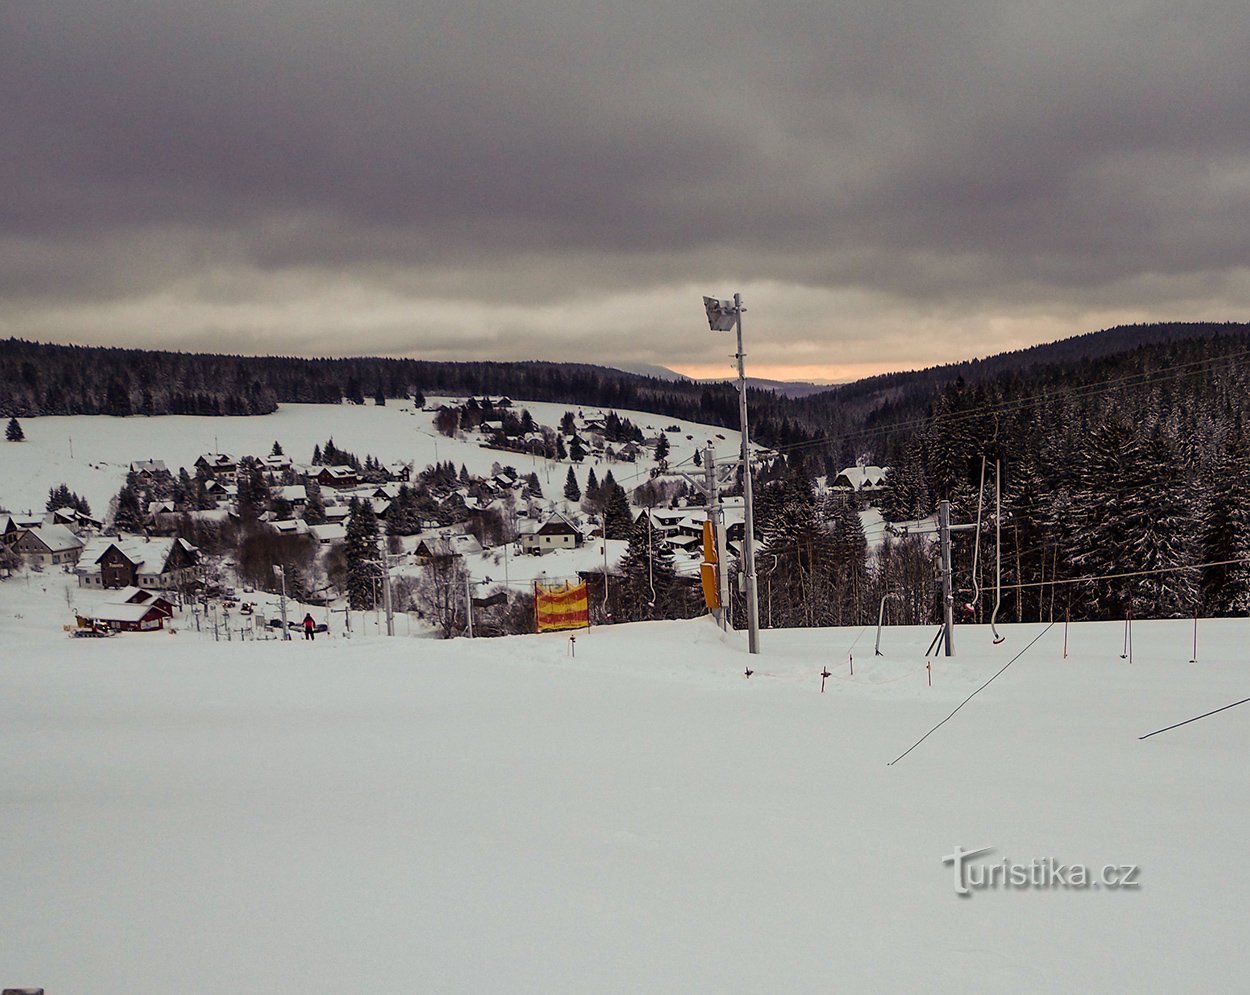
[0,398,744,520]
[2,571,1248,992]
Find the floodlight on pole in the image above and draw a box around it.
[701,291,761,655]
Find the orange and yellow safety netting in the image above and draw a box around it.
[534,580,590,632]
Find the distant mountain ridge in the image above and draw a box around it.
[5,321,1250,467]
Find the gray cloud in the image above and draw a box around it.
[2,0,1249,376]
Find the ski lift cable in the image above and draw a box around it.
[887,621,1056,766]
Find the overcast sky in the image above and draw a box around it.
[3,2,1248,381]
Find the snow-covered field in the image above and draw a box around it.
[0,398,744,520]
[2,571,1247,992]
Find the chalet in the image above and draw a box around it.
[635,509,687,536]
[309,465,358,489]
[77,537,200,590]
[195,453,238,481]
[414,537,461,561]
[323,505,351,523]
[78,602,168,633]
[519,512,584,554]
[14,525,84,567]
[309,523,347,546]
[617,442,642,462]
[385,461,412,483]
[0,515,21,545]
[202,480,238,506]
[260,454,293,474]
[276,485,308,510]
[831,465,891,493]
[44,507,103,531]
[268,519,310,537]
[107,586,175,617]
[129,459,168,483]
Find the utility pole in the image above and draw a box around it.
[939,500,954,657]
[382,555,395,637]
[465,568,474,638]
[732,293,761,655]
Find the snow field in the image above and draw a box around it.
[2,570,1249,993]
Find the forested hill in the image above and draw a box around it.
[4,322,1250,473]
[778,321,1250,465]
[0,339,824,451]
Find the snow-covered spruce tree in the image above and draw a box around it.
[880,440,930,522]
[5,417,23,442]
[613,516,679,622]
[46,483,91,516]
[569,435,586,463]
[600,472,633,539]
[236,457,271,526]
[1067,416,1196,618]
[303,479,326,524]
[112,473,145,533]
[654,433,670,462]
[563,466,581,502]
[1201,433,1250,615]
[826,498,869,626]
[344,497,381,609]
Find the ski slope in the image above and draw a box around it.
[2,571,1247,992]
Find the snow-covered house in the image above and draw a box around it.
[276,485,308,511]
[129,459,168,482]
[519,512,584,554]
[77,537,200,590]
[309,523,347,546]
[14,524,84,567]
[385,461,413,483]
[308,465,358,489]
[106,586,176,617]
[414,533,484,562]
[43,507,103,532]
[831,465,890,493]
[78,601,168,632]
[195,453,238,481]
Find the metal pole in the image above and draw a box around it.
[383,556,394,637]
[939,499,954,657]
[706,443,729,630]
[278,566,290,640]
[734,294,760,655]
[465,568,474,638]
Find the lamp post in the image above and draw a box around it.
[702,293,761,655]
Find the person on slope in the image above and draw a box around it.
[302,613,317,641]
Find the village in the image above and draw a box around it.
[0,396,890,640]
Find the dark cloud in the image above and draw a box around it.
[2,1,1248,375]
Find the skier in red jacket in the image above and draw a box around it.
[302,613,316,640]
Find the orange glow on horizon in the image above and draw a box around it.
[670,361,926,384]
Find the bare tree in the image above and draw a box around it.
[415,556,469,638]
